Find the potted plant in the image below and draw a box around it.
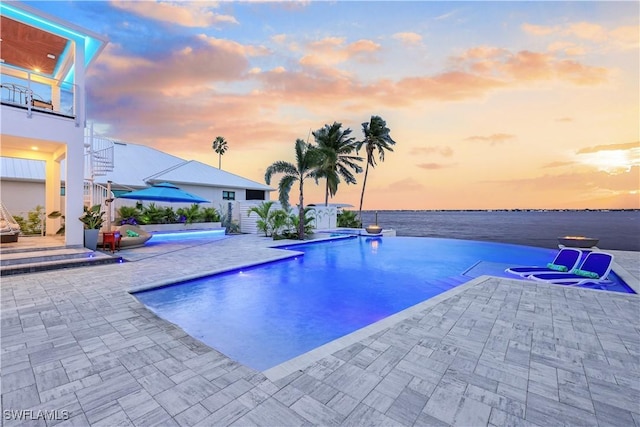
[79,204,105,250]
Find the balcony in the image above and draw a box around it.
[1,64,77,121]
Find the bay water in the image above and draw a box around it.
[360,210,640,251]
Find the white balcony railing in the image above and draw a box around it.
[0,64,78,120]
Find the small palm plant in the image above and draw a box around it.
[247,201,275,237]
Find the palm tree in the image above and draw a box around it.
[313,122,363,206]
[265,139,322,240]
[356,116,397,222]
[212,136,228,169]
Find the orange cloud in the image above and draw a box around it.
[566,22,607,42]
[541,161,577,168]
[300,37,380,66]
[410,146,454,157]
[111,1,238,27]
[452,48,608,85]
[417,163,456,170]
[521,23,556,36]
[383,178,426,192]
[464,134,515,145]
[396,71,505,101]
[577,141,639,154]
[523,21,639,50]
[489,166,639,193]
[392,32,423,45]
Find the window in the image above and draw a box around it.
[245,190,265,200]
[222,191,235,200]
[60,187,66,196]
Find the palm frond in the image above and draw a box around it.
[278,175,296,210]
[265,161,298,184]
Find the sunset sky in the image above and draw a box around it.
[27,1,639,210]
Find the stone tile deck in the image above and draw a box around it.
[1,234,639,426]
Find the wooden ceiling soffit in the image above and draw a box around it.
[1,16,68,76]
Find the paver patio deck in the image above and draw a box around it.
[1,234,639,426]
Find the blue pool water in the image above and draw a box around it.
[147,229,226,243]
[133,237,632,371]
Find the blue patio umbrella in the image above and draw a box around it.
[118,182,210,203]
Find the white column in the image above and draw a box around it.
[45,156,61,236]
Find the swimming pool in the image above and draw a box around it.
[133,237,632,371]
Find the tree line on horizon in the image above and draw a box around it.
[264,115,397,240]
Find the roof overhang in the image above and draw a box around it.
[0,1,108,84]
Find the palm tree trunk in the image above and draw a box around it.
[218,154,221,169]
[325,180,329,206]
[358,161,370,225]
[299,180,305,239]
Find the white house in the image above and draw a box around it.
[1,140,274,227]
[0,2,274,239]
[0,1,107,246]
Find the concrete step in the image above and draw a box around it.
[0,248,122,276]
[1,247,97,266]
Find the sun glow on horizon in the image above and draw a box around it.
[578,147,640,174]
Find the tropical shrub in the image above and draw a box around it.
[269,209,290,239]
[141,203,168,224]
[248,201,275,237]
[12,215,26,233]
[176,204,202,224]
[273,207,315,240]
[118,203,220,225]
[16,205,45,235]
[118,205,143,225]
[337,210,361,228]
[202,207,220,222]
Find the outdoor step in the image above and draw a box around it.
[1,247,97,266]
[0,253,122,276]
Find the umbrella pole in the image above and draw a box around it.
[106,180,112,231]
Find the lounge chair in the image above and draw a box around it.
[527,251,614,285]
[505,247,582,277]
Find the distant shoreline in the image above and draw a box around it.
[358,210,640,251]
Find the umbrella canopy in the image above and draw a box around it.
[118,182,210,204]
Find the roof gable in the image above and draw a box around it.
[146,160,272,191]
